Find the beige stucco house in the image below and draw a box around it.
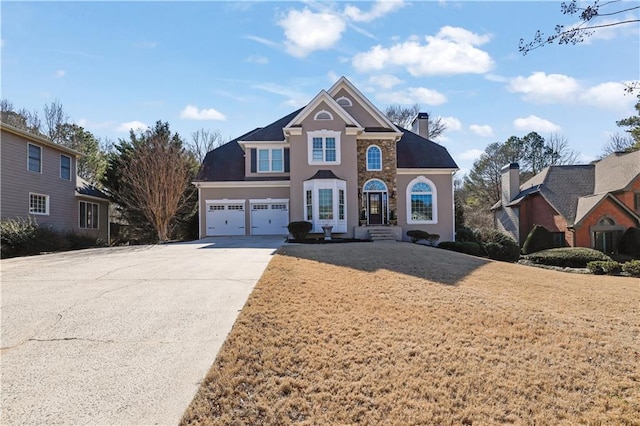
[0,123,110,242]
[193,77,458,241]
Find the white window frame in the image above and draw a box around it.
[303,179,347,233]
[257,148,284,173]
[336,96,352,107]
[406,176,438,224]
[307,130,341,165]
[29,192,49,215]
[313,109,334,121]
[60,154,72,181]
[27,143,42,173]
[366,145,382,171]
[79,200,100,229]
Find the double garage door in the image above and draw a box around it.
[206,199,289,236]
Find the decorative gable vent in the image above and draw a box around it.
[314,110,334,121]
[336,96,352,107]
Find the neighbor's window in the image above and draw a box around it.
[366,145,382,171]
[407,177,437,223]
[60,155,71,180]
[308,130,341,165]
[28,143,42,173]
[29,193,49,215]
[635,192,640,211]
[257,148,284,172]
[551,232,565,247]
[79,201,99,229]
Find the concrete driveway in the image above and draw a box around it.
[1,236,284,425]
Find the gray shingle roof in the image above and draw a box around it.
[242,109,303,141]
[593,150,640,194]
[396,127,458,169]
[76,177,110,200]
[195,128,260,182]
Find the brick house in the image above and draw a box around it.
[491,150,640,253]
[193,76,459,241]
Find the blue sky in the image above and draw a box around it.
[2,1,639,175]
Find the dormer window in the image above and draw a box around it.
[336,96,352,107]
[314,110,333,121]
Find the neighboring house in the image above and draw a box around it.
[193,76,459,241]
[491,150,640,253]
[1,123,110,242]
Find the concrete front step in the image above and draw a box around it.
[368,227,399,241]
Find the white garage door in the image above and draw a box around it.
[206,201,246,236]
[250,200,289,235]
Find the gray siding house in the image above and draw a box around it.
[1,123,110,242]
[193,77,459,241]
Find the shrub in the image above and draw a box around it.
[587,260,622,275]
[1,218,39,258]
[455,226,480,243]
[407,230,430,243]
[528,247,611,268]
[618,227,640,257]
[622,260,640,277]
[478,228,520,262]
[287,221,312,241]
[438,241,482,256]
[426,234,440,246]
[522,225,555,255]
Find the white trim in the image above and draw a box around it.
[257,147,284,173]
[307,130,341,165]
[362,179,389,225]
[205,199,246,204]
[406,176,438,224]
[60,154,72,180]
[357,132,402,140]
[238,141,288,149]
[29,192,49,215]
[75,194,109,203]
[2,123,83,157]
[451,172,456,240]
[397,168,458,175]
[313,109,334,121]
[283,90,362,130]
[366,145,382,171]
[194,181,290,188]
[27,143,43,174]
[249,198,289,203]
[78,200,100,230]
[197,186,202,239]
[336,96,352,107]
[303,179,347,233]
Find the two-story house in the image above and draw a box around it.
[193,77,458,241]
[491,150,640,253]
[1,123,110,242]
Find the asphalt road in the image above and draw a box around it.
[0,236,284,425]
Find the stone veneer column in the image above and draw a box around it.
[356,139,398,223]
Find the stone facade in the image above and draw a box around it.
[356,139,398,224]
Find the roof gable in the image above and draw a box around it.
[283,90,362,131]
[593,150,640,193]
[396,126,458,169]
[327,76,401,134]
[574,193,640,226]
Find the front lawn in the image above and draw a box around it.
[182,242,639,425]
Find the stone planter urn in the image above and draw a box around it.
[322,225,333,240]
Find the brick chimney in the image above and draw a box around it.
[501,163,520,206]
[411,112,429,139]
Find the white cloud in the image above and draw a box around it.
[344,0,405,23]
[352,26,494,76]
[133,41,157,49]
[439,116,462,131]
[458,148,485,161]
[368,74,402,89]
[580,82,636,110]
[246,54,268,64]
[253,83,309,108]
[117,121,148,133]
[327,71,340,83]
[278,8,346,58]
[377,87,447,105]
[469,124,493,137]
[508,72,580,103]
[77,118,114,130]
[245,35,279,49]
[180,105,226,121]
[484,73,508,83]
[54,70,66,79]
[513,115,561,133]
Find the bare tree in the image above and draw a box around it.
[43,99,69,143]
[383,104,447,139]
[546,133,580,165]
[1,99,42,133]
[188,128,225,163]
[602,133,635,156]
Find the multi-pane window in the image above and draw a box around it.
[29,193,49,215]
[79,201,99,229]
[28,143,42,173]
[407,178,437,223]
[551,232,565,247]
[338,189,345,220]
[305,190,313,221]
[318,189,333,220]
[257,148,284,172]
[60,155,71,180]
[366,145,382,171]
[308,131,340,164]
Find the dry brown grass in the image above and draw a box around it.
[182,242,640,425]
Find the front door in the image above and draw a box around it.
[368,192,382,225]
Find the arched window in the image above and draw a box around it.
[406,177,437,223]
[314,110,333,121]
[363,179,387,191]
[366,145,382,171]
[336,96,352,107]
[598,217,615,226]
